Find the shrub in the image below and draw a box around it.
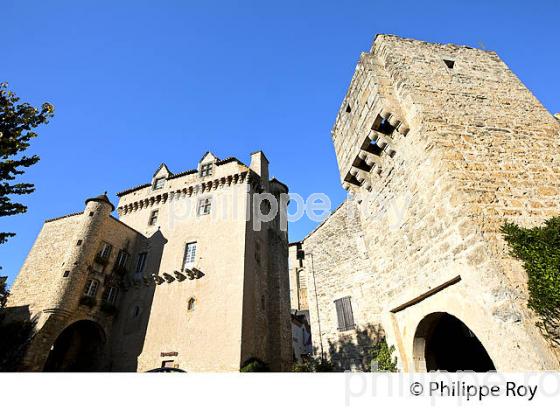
[79,295,97,308]
[502,218,560,342]
[240,357,270,372]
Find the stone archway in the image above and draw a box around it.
[413,312,495,372]
[43,320,106,372]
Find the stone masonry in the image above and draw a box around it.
[300,35,560,371]
[5,151,292,372]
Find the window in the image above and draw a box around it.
[99,242,113,259]
[334,296,355,331]
[115,249,129,269]
[346,104,352,113]
[197,197,212,215]
[136,252,148,273]
[76,240,82,246]
[187,297,196,311]
[255,240,261,266]
[84,279,99,297]
[443,59,455,69]
[183,242,197,270]
[148,209,159,226]
[153,177,165,190]
[103,287,119,305]
[161,360,175,368]
[200,163,213,177]
[63,270,70,278]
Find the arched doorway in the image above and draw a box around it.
[43,320,106,372]
[413,312,495,372]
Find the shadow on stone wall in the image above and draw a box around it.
[327,324,385,371]
[0,305,36,371]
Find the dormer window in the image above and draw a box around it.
[200,163,213,177]
[153,177,165,190]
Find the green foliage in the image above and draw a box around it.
[502,219,560,341]
[0,278,8,308]
[100,301,118,316]
[369,339,398,372]
[79,295,97,308]
[0,318,35,371]
[291,357,334,372]
[0,82,54,245]
[240,357,270,372]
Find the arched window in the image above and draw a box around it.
[83,279,99,297]
[187,298,196,311]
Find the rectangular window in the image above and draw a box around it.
[136,252,148,273]
[161,360,174,368]
[334,296,355,331]
[103,287,119,304]
[183,242,197,270]
[153,177,165,190]
[84,279,99,297]
[149,209,159,226]
[200,163,213,177]
[115,249,129,269]
[99,242,113,259]
[197,198,212,216]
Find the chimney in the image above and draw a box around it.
[249,151,269,182]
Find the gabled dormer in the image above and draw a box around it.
[152,163,172,190]
[198,152,220,178]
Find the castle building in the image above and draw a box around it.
[6,151,292,371]
[297,35,560,371]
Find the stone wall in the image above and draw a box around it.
[305,35,560,371]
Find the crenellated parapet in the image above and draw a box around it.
[117,170,260,216]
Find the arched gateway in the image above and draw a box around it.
[43,320,106,372]
[413,312,495,372]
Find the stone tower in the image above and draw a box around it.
[301,35,560,371]
[5,152,292,372]
[6,193,147,371]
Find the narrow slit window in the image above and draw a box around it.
[443,59,455,69]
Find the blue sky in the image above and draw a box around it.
[1,0,559,285]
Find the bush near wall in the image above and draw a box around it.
[502,218,560,344]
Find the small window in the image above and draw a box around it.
[197,197,212,216]
[153,177,165,190]
[76,240,82,246]
[187,297,196,311]
[443,59,455,69]
[183,242,197,270]
[148,209,159,226]
[136,252,148,273]
[334,296,355,331]
[261,295,265,310]
[84,279,99,297]
[162,360,175,368]
[103,287,119,305]
[132,305,142,318]
[115,249,129,269]
[255,240,261,266]
[89,212,94,217]
[63,270,70,278]
[200,163,213,177]
[99,242,113,259]
[346,104,352,113]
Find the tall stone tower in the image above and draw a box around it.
[302,35,560,371]
[5,151,292,372]
[110,151,292,371]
